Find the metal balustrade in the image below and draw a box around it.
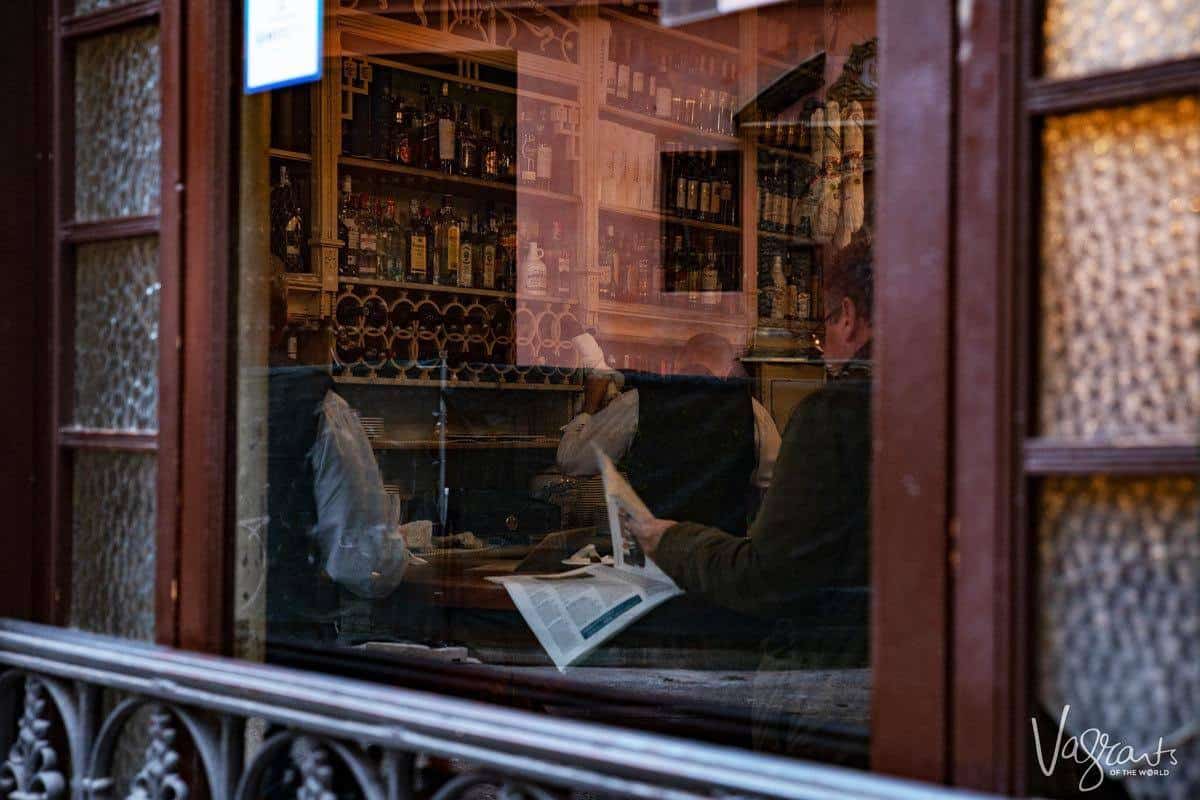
[0,620,993,800]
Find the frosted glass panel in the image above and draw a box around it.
[74,237,160,431]
[70,451,156,641]
[1043,0,1200,79]
[1039,97,1200,442]
[1038,476,1199,800]
[74,24,161,221]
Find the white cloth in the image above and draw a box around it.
[310,391,410,599]
[556,389,781,489]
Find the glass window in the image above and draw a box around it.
[236,0,877,763]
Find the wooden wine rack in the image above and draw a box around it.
[331,281,584,387]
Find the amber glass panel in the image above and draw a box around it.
[73,237,161,431]
[1039,97,1200,442]
[1043,0,1200,79]
[70,451,157,640]
[1037,476,1199,798]
[74,24,162,221]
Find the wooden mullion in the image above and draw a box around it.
[156,0,184,647]
[58,428,160,452]
[1023,439,1200,475]
[1025,55,1200,116]
[61,215,159,244]
[59,0,160,40]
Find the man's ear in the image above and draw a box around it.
[841,296,857,331]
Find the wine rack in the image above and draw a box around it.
[331,281,584,387]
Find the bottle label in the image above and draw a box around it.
[536,144,552,181]
[709,189,721,218]
[459,244,474,287]
[447,227,460,275]
[699,183,712,216]
[438,118,455,160]
[483,246,496,288]
[348,226,360,250]
[524,261,547,294]
[675,177,687,210]
[410,235,427,278]
[687,179,699,212]
[484,149,499,177]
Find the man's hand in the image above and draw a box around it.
[620,510,676,561]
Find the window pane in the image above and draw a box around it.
[1037,476,1199,799]
[70,451,157,640]
[237,0,877,766]
[1039,97,1200,442]
[74,24,161,221]
[73,237,161,431]
[1043,0,1200,79]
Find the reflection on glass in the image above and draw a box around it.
[238,0,877,765]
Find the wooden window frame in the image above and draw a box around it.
[5,0,974,786]
[952,0,1200,795]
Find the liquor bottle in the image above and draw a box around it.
[599,224,617,300]
[389,94,413,165]
[630,39,646,114]
[498,116,516,182]
[498,212,515,290]
[481,211,498,289]
[706,150,722,224]
[338,176,359,277]
[406,197,429,283]
[371,74,393,161]
[457,105,478,177]
[793,254,812,320]
[701,235,720,306]
[357,194,379,278]
[686,149,700,219]
[458,213,476,288]
[518,110,538,186]
[378,198,396,278]
[720,155,736,226]
[654,54,672,119]
[546,220,567,298]
[634,232,651,302]
[479,109,499,181]
[615,38,631,107]
[698,148,713,222]
[435,195,460,285]
[668,233,686,308]
[419,83,438,171]
[437,83,456,174]
[687,243,701,308]
[536,106,554,191]
[674,146,689,218]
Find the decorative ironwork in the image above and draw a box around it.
[0,619,993,800]
[127,711,189,800]
[0,679,66,800]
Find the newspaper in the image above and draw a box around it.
[491,447,682,670]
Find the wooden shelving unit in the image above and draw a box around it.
[371,437,559,451]
[338,156,580,205]
[598,7,740,56]
[599,204,740,235]
[268,147,313,162]
[599,105,741,146]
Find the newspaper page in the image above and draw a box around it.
[492,447,682,670]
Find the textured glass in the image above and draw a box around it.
[1043,0,1200,79]
[74,24,161,221]
[1039,97,1200,442]
[70,452,156,641]
[1038,476,1199,800]
[72,0,138,15]
[74,237,160,431]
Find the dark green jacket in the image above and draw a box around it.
[653,365,871,623]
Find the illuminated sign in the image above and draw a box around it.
[244,0,322,94]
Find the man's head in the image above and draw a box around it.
[677,333,744,378]
[822,238,873,361]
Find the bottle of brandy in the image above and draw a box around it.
[435,194,461,285]
[457,105,478,178]
[458,213,476,288]
[437,83,456,174]
[406,197,429,283]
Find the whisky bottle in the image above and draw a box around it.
[390,94,413,165]
[371,74,393,161]
[459,213,476,288]
[378,198,395,277]
[419,83,437,171]
[701,235,720,306]
[479,109,499,181]
[498,116,516,182]
[435,195,460,285]
[358,194,379,278]
[406,198,429,283]
[284,203,305,272]
[654,54,672,119]
[457,105,478,178]
[686,149,700,219]
[550,219,571,299]
[481,211,498,289]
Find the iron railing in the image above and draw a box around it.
[0,619,994,799]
